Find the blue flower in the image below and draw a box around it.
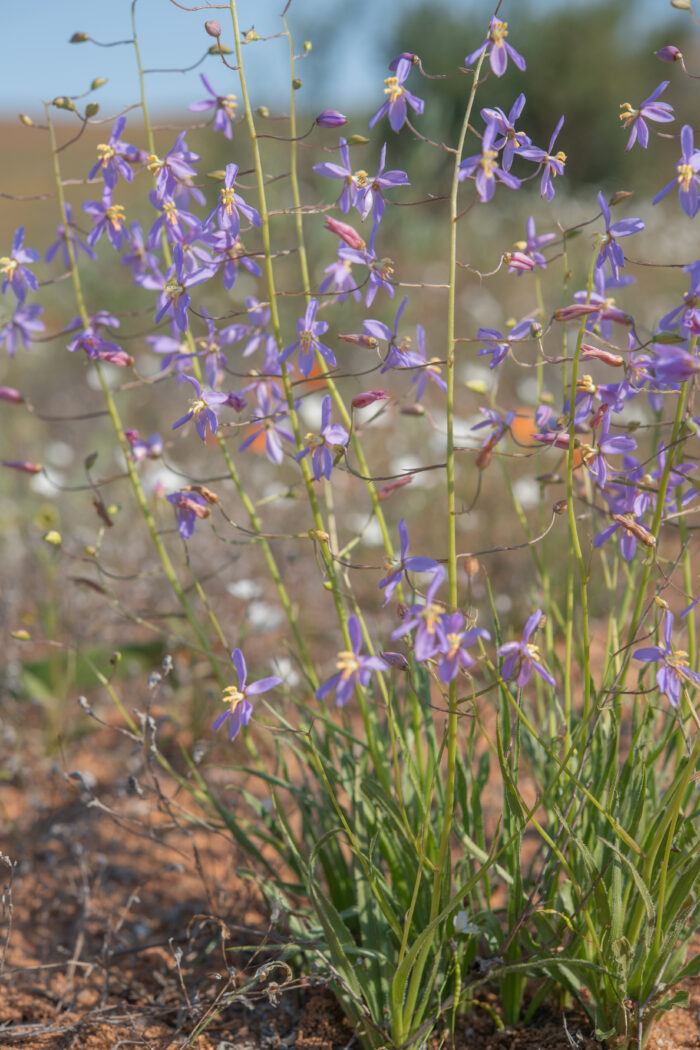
[498,609,555,688]
[634,611,700,707]
[213,649,282,741]
[316,616,388,707]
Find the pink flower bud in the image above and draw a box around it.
[377,476,413,500]
[205,20,222,37]
[581,344,624,367]
[324,216,365,250]
[316,110,347,128]
[0,386,24,404]
[505,251,536,272]
[339,333,378,349]
[99,350,134,367]
[124,429,139,444]
[352,390,389,409]
[555,304,598,321]
[655,45,682,62]
[3,460,42,474]
[535,431,572,451]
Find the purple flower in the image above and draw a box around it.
[498,609,555,688]
[579,410,637,490]
[147,132,200,201]
[655,46,682,64]
[410,324,447,400]
[0,303,44,356]
[363,296,424,371]
[239,384,295,465]
[201,230,262,290]
[172,375,228,440]
[458,123,521,203]
[465,18,526,78]
[435,614,490,683]
[658,260,700,336]
[83,192,129,251]
[88,116,137,189]
[213,649,282,741]
[595,191,645,281]
[189,74,238,139]
[594,501,654,563]
[279,298,336,377]
[126,430,163,462]
[1,228,40,302]
[147,190,201,249]
[313,138,358,215]
[520,117,566,202]
[316,616,389,707]
[651,343,700,383]
[203,163,261,238]
[475,319,537,370]
[356,144,409,223]
[223,297,277,366]
[391,568,446,662]
[316,110,347,128]
[653,125,700,218]
[379,518,439,605]
[166,489,210,539]
[319,253,362,303]
[634,611,700,707]
[144,243,210,333]
[620,81,674,151]
[336,236,395,307]
[296,394,349,480]
[510,216,556,272]
[481,94,531,171]
[45,203,97,267]
[369,55,425,133]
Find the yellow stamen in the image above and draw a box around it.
[383,77,405,104]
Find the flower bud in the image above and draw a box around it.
[654,595,669,609]
[671,0,692,10]
[0,386,24,403]
[303,40,312,52]
[555,304,598,321]
[91,78,107,90]
[381,651,409,669]
[389,52,419,70]
[292,78,303,90]
[185,484,219,504]
[339,333,377,349]
[85,103,100,119]
[505,250,536,271]
[400,404,425,416]
[581,344,624,367]
[464,556,479,577]
[316,109,347,128]
[257,106,270,118]
[53,96,76,111]
[377,476,413,500]
[655,45,682,61]
[205,20,222,36]
[19,113,33,126]
[43,530,62,546]
[3,460,42,474]
[351,390,388,409]
[70,32,89,43]
[553,499,568,515]
[208,44,232,55]
[11,630,31,641]
[324,216,365,250]
[99,350,133,367]
[346,134,369,146]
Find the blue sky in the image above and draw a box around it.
[0,0,676,122]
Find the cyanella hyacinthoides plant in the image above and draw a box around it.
[2,3,700,1049]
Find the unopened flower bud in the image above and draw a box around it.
[292,78,303,90]
[316,109,347,128]
[505,250,536,271]
[400,404,425,416]
[581,344,624,367]
[19,113,33,127]
[99,350,133,367]
[53,96,76,111]
[91,77,107,90]
[464,556,480,577]
[654,595,669,609]
[11,630,31,641]
[257,105,270,118]
[0,386,24,403]
[555,304,599,321]
[324,216,365,249]
[205,20,221,36]
[303,40,312,52]
[381,651,409,669]
[208,43,232,54]
[671,0,692,10]
[377,476,413,500]
[70,32,89,43]
[553,499,568,515]
[3,460,42,474]
[339,333,377,349]
[43,530,62,546]
[309,528,329,544]
[346,134,370,146]
[85,103,100,119]
[655,45,682,62]
[352,390,388,409]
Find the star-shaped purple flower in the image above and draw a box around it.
[465,18,526,78]
[498,609,555,688]
[203,163,261,238]
[1,227,40,303]
[634,611,700,707]
[189,74,238,139]
[316,616,389,707]
[369,55,425,133]
[520,117,566,202]
[172,374,228,440]
[296,394,349,480]
[595,191,645,281]
[279,298,336,377]
[88,116,137,189]
[379,518,439,605]
[619,81,674,151]
[213,649,282,741]
[458,123,521,203]
[653,124,700,218]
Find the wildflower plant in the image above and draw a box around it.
[3,4,700,1050]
